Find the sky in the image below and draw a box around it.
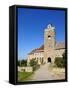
[17,7,65,60]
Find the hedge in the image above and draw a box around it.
[54,57,65,68]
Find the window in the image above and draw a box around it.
[48,35,51,39]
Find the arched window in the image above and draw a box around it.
[48,35,51,39]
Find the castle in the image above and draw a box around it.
[27,24,65,65]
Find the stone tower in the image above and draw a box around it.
[44,24,56,64]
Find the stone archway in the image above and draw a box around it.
[47,57,51,63]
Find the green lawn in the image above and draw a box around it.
[18,72,34,82]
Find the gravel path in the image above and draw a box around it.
[31,64,65,81]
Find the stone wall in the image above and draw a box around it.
[18,66,33,72]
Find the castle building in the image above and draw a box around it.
[27,24,65,65]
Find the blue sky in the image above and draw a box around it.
[18,8,65,60]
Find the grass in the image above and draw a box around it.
[18,72,34,82]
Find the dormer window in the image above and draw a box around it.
[48,35,51,39]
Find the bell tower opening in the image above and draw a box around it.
[47,57,51,63]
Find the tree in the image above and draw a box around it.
[29,58,37,66]
[54,52,65,67]
[21,60,27,66]
[29,58,40,71]
[62,52,65,59]
[62,52,65,67]
[18,61,20,66]
[18,60,27,66]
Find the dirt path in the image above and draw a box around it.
[31,64,65,81]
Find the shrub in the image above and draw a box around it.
[29,58,37,66]
[18,60,27,66]
[21,60,27,66]
[54,57,65,68]
[29,58,40,71]
[33,65,40,71]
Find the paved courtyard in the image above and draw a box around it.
[31,64,65,81]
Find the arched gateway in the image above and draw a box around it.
[47,57,51,63]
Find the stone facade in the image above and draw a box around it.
[44,24,56,64]
[27,24,65,65]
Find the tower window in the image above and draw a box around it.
[48,35,51,39]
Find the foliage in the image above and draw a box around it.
[18,59,27,66]
[29,58,40,71]
[29,58,38,66]
[62,52,65,60]
[21,60,27,66]
[33,65,40,71]
[54,52,65,67]
[18,61,20,66]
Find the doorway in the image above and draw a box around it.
[47,57,51,63]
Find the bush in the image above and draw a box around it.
[29,58,40,71]
[33,65,40,71]
[21,60,27,66]
[29,58,38,66]
[18,60,27,66]
[54,57,65,68]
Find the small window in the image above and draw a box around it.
[48,35,51,38]
[48,35,51,39]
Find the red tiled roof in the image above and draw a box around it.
[28,45,44,55]
[36,45,44,50]
[28,42,65,55]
